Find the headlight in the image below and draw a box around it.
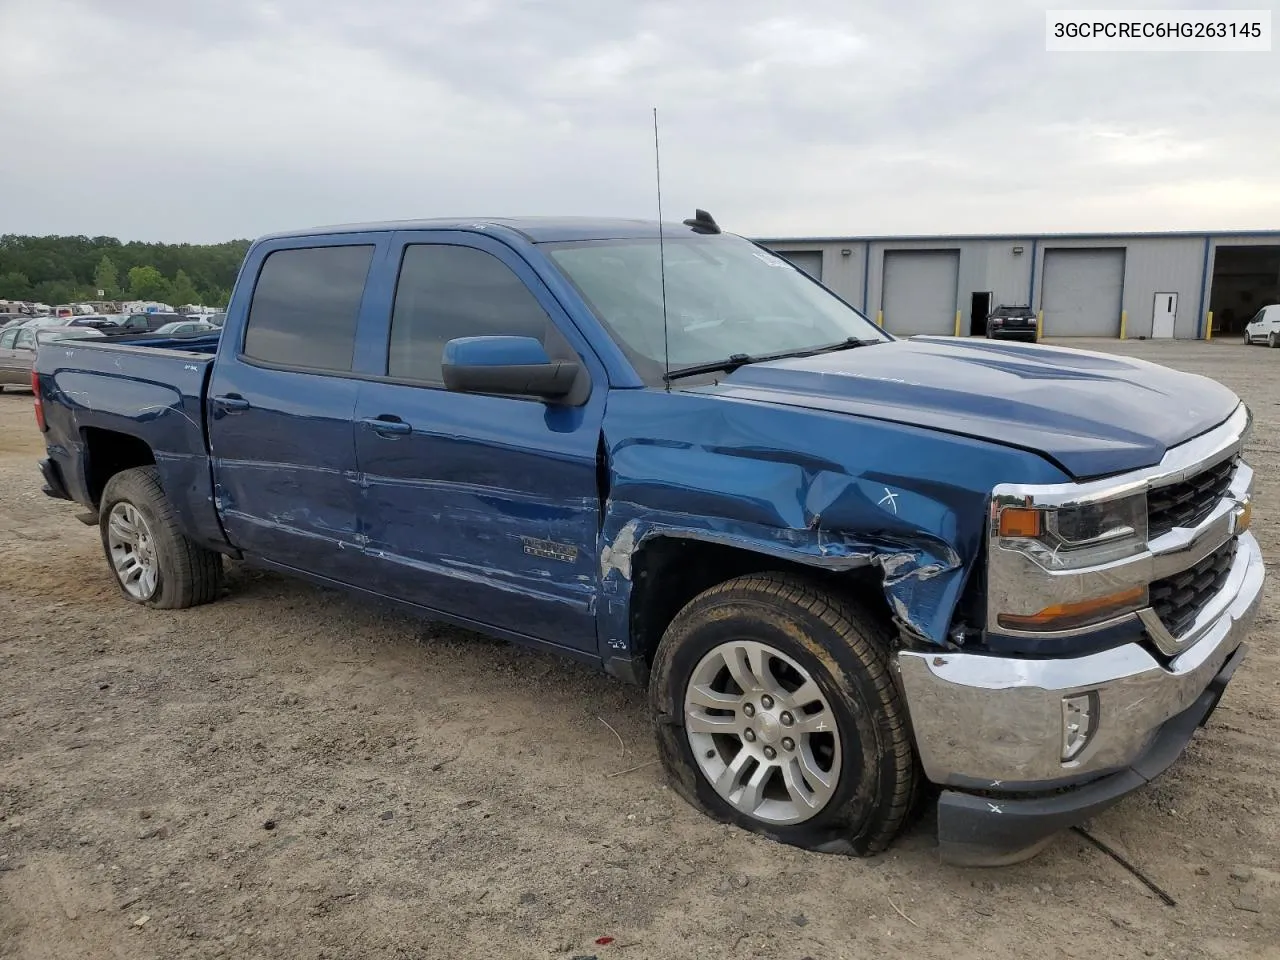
[995,493,1147,570]
[992,492,1149,631]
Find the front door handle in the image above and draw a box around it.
[212,394,250,412]
[359,415,412,437]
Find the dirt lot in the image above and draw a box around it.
[1,338,1277,960]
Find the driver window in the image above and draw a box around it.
[387,244,551,385]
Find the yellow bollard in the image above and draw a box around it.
[1036,310,1044,342]
[954,310,962,337]
[1119,310,1127,340]
[1206,311,1214,341]
[876,310,883,328]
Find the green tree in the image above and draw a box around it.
[0,235,251,304]
[32,280,76,305]
[200,285,230,308]
[0,270,31,299]
[93,255,120,298]
[127,265,171,301]
[169,268,199,306]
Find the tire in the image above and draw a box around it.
[1270,332,1278,349]
[99,466,222,609]
[1244,333,1251,345]
[649,573,918,856]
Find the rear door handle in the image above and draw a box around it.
[359,415,412,436]
[212,394,250,412]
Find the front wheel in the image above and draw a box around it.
[99,466,223,608]
[650,574,918,855]
[1270,332,1278,349]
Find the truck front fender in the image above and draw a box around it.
[596,389,1070,671]
[600,496,965,652]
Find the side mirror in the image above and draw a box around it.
[441,336,579,400]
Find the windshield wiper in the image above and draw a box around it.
[663,337,881,383]
[663,353,755,382]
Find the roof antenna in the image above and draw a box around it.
[683,209,720,234]
[653,107,671,391]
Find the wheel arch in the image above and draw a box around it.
[602,519,969,685]
[81,426,155,506]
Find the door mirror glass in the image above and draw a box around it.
[441,336,578,400]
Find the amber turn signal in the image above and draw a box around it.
[998,507,1042,538]
[997,585,1146,632]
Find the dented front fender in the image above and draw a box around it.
[596,389,1069,663]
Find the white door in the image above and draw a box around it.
[1152,292,1177,338]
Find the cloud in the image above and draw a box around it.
[0,0,1276,242]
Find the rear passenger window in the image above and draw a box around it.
[244,245,374,372]
[0,330,16,348]
[388,245,552,384]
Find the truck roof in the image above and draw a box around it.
[255,217,715,244]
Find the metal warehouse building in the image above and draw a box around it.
[760,231,1280,340]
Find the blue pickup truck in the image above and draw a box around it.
[33,214,1262,865]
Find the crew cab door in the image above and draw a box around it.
[351,232,606,654]
[207,234,387,578]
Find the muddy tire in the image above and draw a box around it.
[649,573,918,856]
[99,466,222,609]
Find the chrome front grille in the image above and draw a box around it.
[1149,538,1238,639]
[1148,457,1235,539]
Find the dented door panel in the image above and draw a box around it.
[352,381,603,650]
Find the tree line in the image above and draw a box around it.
[0,235,251,308]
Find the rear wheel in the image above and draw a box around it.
[650,574,918,855]
[99,467,222,609]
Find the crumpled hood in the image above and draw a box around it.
[700,337,1241,480]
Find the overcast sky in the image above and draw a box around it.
[1,0,1276,242]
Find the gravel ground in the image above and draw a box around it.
[0,338,1277,960]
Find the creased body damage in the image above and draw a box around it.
[596,388,1070,663]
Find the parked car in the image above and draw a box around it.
[0,313,26,327]
[1,325,103,387]
[67,315,121,330]
[14,315,79,330]
[153,320,218,336]
[109,312,188,334]
[205,312,227,328]
[1242,304,1280,346]
[33,214,1262,866]
[986,304,1039,341]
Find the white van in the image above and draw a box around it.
[1243,304,1280,346]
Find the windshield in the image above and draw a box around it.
[543,234,887,384]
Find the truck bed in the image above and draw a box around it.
[34,334,228,550]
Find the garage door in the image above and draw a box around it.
[881,250,960,336]
[1040,249,1125,337]
[776,250,823,281]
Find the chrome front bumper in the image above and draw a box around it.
[898,530,1263,788]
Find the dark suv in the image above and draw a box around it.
[986,304,1038,342]
[109,312,187,334]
